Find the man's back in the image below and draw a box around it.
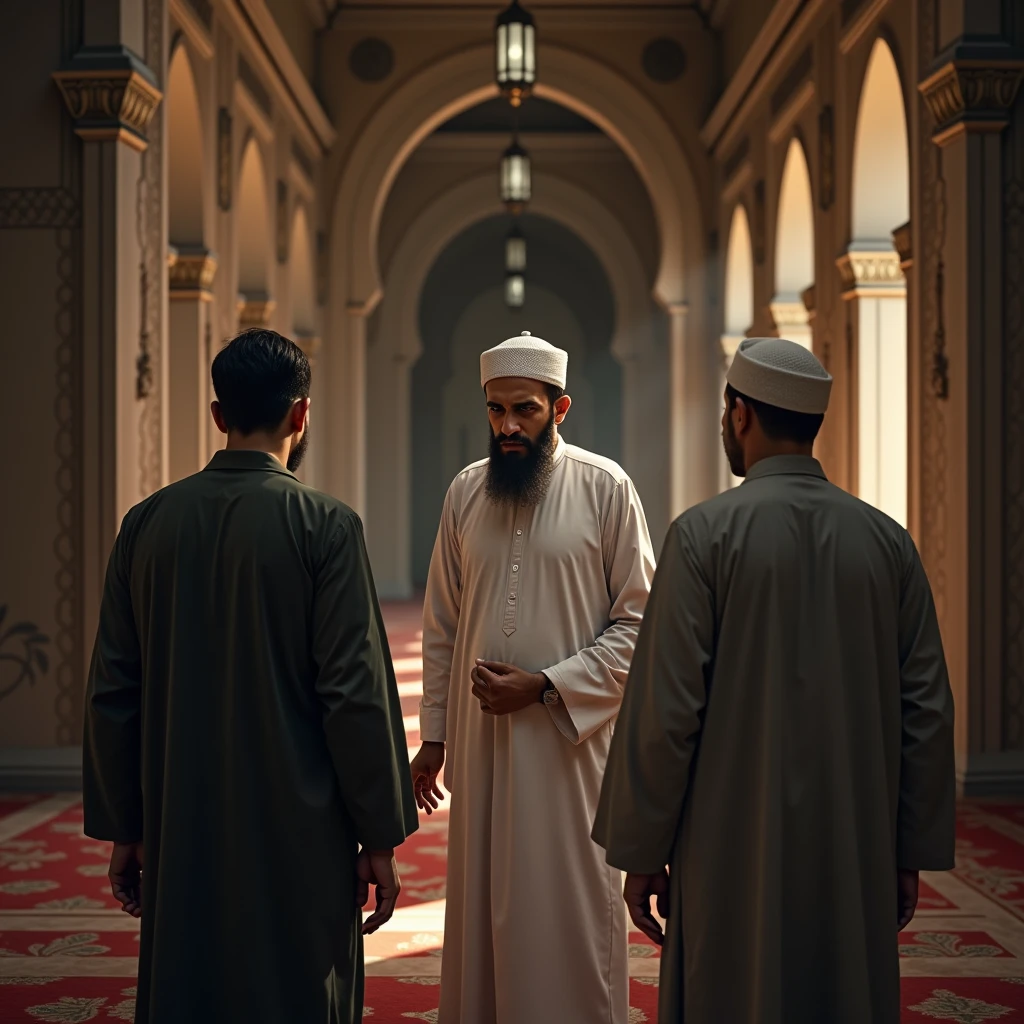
[595,454,955,1024]
[84,450,417,1024]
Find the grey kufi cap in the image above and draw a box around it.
[726,337,832,414]
[480,331,568,390]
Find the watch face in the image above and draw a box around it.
[543,687,559,705]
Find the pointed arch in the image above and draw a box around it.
[237,137,271,295]
[290,204,316,334]
[847,36,910,527]
[167,44,205,247]
[774,137,815,298]
[724,204,754,337]
[851,38,909,243]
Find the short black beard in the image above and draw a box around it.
[485,414,557,508]
[722,412,745,478]
[287,428,310,473]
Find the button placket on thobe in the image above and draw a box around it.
[502,510,527,637]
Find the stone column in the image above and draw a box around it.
[53,43,162,718]
[295,333,323,490]
[667,301,689,518]
[836,245,908,527]
[326,304,369,520]
[719,333,743,492]
[892,222,918,539]
[168,248,217,482]
[918,28,1024,791]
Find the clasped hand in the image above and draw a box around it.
[471,660,546,716]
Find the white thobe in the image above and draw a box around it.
[421,436,655,1024]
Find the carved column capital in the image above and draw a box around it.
[53,46,162,153]
[169,248,218,300]
[918,40,1024,147]
[892,222,913,272]
[836,246,905,300]
[769,295,811,329]
[237,292,276,328]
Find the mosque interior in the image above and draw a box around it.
[2,0,1024,1017]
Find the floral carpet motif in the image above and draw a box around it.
[3,603,1024,1022]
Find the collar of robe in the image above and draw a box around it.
[205,449,295,477]
[743,454,827,482]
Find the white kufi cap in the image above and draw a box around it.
[726,337,832,414]
[480,331,568,390]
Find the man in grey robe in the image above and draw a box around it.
[593,337,956,1024]
[83,328,418,1024]
[413,332,656,1024]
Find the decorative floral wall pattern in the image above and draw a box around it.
[0,605,51,703]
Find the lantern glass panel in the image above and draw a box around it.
[500,147,531,205]
[495,2,536,95]
[505,273,525,307]
[505,235,527,272]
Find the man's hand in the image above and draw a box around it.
[109,841,144,918]
[357,848,402,935]
[410,741,446,815]
[471,660,547,716]
[897,868,919,930]
[623,869,670,947]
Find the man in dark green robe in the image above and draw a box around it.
[83,328,418,1024]
[593,338,955,1024]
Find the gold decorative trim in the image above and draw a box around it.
[237,295,276,328]
[919,54,1024,147]
[169,249,217,300]
[53,57,163,152]
[769,297,810,328]
[836,247,905,299]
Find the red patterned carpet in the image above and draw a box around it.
[3,602,1024,1022]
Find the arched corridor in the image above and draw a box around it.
[4,0,1024,1016]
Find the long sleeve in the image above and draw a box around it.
[313,513,418,850]
[82,519,144,844]
[541,477,655,745]
[592,516,715,874]
[420,486,462,743]
[896,535,956,871]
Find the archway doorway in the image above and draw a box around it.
[772,137,815,351]
[166,43,212,483]
[326,41,710,522]
[236,137,273,327]
[845,38,910,527]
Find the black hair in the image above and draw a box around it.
[211,328,311,435]
[725,383,823,445]
[545,383,565,406]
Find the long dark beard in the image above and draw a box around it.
[722,413,745,478]
[287,428,310,473]
[485,414,557,508]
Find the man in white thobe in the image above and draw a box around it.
[413,331,655,1024]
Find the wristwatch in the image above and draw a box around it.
[540,677,561,706]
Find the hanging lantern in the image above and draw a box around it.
[495,1,536,107]
[505,225,526,273]
[505,272,525,308]
[500,140,531,214]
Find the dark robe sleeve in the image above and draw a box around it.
[313,512,419,850]
[591,515,715,874]
[896,535,956,871]
[82,517,144,844]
